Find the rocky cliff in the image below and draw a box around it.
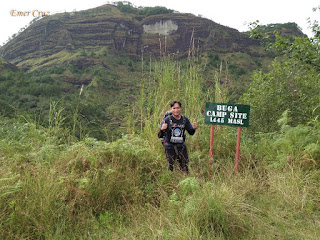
[0,4,259,71]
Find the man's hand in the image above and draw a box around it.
[161,122,168,130]
[193,120,198,130]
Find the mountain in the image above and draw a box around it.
[0,3,306,140]
[0,4,262,72]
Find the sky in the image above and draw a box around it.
[1,0,319,46]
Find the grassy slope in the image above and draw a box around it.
[0,114,319,239]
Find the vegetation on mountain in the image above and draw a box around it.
[116,1,174,16]
[243,21,320,132]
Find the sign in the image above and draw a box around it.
[205,102,250,127]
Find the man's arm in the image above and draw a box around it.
[158,128,166,138]
[158,118,168,138]
[185,117,197,135]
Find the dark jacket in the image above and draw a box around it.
[158,115,195,149]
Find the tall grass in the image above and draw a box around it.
[135,54,207,140]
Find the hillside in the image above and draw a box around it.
[0,3,306,140]
[0,4,262,71]
[0,54,319,238]
[0,58,19,72]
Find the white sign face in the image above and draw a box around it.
[205,103,250,127]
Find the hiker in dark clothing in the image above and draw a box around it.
[158,101,197,173]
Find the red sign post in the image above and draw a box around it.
[209,124,214,175]
[235,126,241,173]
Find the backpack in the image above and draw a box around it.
[160,111,172,144]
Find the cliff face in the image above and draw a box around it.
[0,4,259,70]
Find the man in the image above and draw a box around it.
[158,100,197,173]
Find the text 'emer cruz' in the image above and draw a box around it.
[10,10,50,17]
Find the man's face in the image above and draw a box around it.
[171,103,181,116]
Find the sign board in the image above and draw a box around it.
[205,102,250,127]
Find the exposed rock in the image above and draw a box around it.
[143,19,178,36]
[0,4,260,68]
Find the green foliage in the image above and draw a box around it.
[0,117,145,238]
[181,180,249,238]
[0,54,143,140]
[250,22,302,35]
[0,99,16,117]
[273,112,320,167]
[248,21,304,48]
[116,2,138,14]
[242,23,320,132]
[116,2,174,16]
[207,53,220,67]
[138,6,174,16]
[228,63,247,76]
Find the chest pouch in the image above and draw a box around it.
[170,127,184,144]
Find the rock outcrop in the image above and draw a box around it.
[0,4,260,70]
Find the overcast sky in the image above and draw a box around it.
[1,0,319,46]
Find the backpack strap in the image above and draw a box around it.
[181,115,186,137]
[168,115,173,132]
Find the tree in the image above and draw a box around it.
[242,19,320,132]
